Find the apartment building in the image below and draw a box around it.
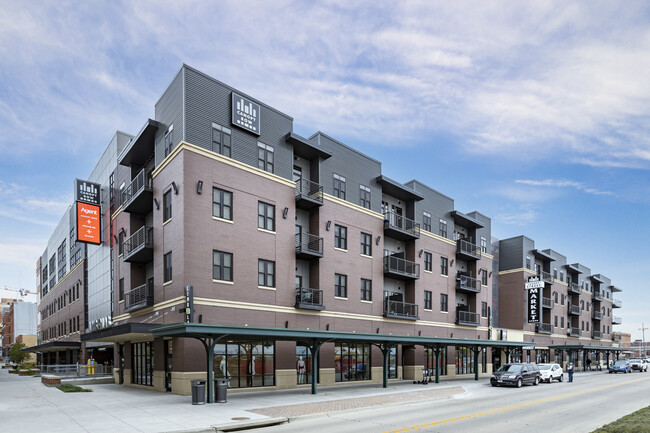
[1,301,37,358]
[497,235,622,367]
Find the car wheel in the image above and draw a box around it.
[516,378,522,388]
[534,376,540,386]
[559,374,563,382]
[491,382,497,387]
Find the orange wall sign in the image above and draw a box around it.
[76,201,101,245]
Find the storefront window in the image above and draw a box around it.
[455,346,487,375]
[424,347,447,377]
[132,341,154,386]
[335,343,371,382]
[214,340,274,388]
[296,343,318,384]
[388,347,397,379]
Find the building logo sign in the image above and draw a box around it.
[232,92,260,135]
[75,179,101,205]
[526,276,542,323]
[76,201,101,245]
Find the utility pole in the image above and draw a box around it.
[640,323,648,359]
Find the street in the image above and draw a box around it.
[257,372,650,433]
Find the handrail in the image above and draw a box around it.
[125,281,153,310]
[537,323,553,333]
[542,297,553,308]
[295,287,323,307]
[120,169,152,206]
[124,226,154,256]
[295,178,323,203]
[383,255,420,278]
[537,270,553,283]
[295,232,323,255]
[456,239,481,258]
[456,274,480,292]
[569,304,581,315]
[383,211,420,237]
[456,310,480,325]
[383,299,418,318]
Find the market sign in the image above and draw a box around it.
[527,276,540,323]
[232,92,260,135]
[76,201,101,245]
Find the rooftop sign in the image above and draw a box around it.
[232,92,260,135]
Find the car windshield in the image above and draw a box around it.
[629,359,640,363]
[614,361,627,365]
[538,364,551,370]
[497,364,522,373]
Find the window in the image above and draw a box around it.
[258,259,275,287]
[258,201,275,231]
[581,321,584,331]
[587,322,590,332]
[586,302,590,312]
[554,315,558,327]
[164,252,172,283]
[560,271,564,282]
[581,300,584,310]
[257,142,274,172]
[335,273,347,298]
[424,291,432,310]
[334,224,347,250]
[360,278,372,301]
[213,251,233,282]
[212,123,232,157]
[164,125,174,157]
[480,236,487,253]
[481,302,488,317]
[119,278,124,302]
[132,341,154,386]
[440,257,448,276]
[118,230,125,256]
[215,340,275,388]
[456,346,486,375]
[210,187,233,220]
[422,212,432,232]
[163,189,172,222]
[440,294,448,312]
[359,185,371,209]
[525,256,531,270]
[554,292,558,303]
[561,294,565,305]
[480,269,488,286]
[333,174,346,200]
[439,219,448,238]
[335,342,370,382]
[360,232,371,256]
[424,252,432,272]
[561,317,564,328]
[553,268,558,279]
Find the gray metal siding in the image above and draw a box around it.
[313,133,382,212]
[498,236,525,271]
[183,67,294,180]
[406,180,454,238]
[468,211,491,248]
[155,68,184,166]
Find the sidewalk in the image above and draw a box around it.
[0,363,604,433]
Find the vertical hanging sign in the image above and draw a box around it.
[74,179,102,245]
[526,276,543,323]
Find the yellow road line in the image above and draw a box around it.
[383,377,650,433]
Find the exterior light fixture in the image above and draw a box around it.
[171,181,178,194]
[283,207,289,219]
[376,236,381,245]
[326,221,332,231]
[154,198,160,209]
[197,181,203,194]
[419,249,424,257]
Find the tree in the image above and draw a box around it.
[9,342,30,366]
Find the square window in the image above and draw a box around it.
[258,142,274,173]
[359,185,371,209]
[440,257,448,276]
[360,232,372,256]
[213,250,233,281]
[334,225,347,250]
[213,188,233,220]
[440,294,448,312]
[360,278,372,301]
[333,174,346,200]
[212,123,232,157]
[258,259,275,287]
[258,201,275,231]
[335,273,347,298]
[422,212,432,232]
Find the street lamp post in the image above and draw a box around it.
[640,323,648,358]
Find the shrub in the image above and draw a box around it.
[57,384,92,393]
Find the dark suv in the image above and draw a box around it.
[491,363,541,388]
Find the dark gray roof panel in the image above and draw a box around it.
[376,175,424,201]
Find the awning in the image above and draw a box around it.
[451,211,484,229]
[285,132,332,160]
[25,341,81,353]
[376,175,424,202]
[81,323,156,344]
[532,249,555,262]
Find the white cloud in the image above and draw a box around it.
[495,205,538,226]
[515,179,613,196]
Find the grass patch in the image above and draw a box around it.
[57,384,93,393]
[593,406,650,432]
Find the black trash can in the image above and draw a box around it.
[191,379,206,405]
[215,378,228,403]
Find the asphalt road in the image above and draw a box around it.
[258,372,650,433]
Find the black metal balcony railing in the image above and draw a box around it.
[120,169,153,214]
[295,178,323,209]
[568,304,581,315]
[456,274,481,293]
[537,270,553,284]
[612,316,622,325]
[124,281,154,313]
[123,226,154,263]
[295,232,324,259]
[592,310,602,320]
[592,330,603,339]
[456,239,481,261]
[593,291,605,302]
[383,299,419,320]
[542,297,553,309]
[612,299,622,308]
[456,310,480,326]
[383,211,420,240]
[568,282,581,294]
[383,255,420,280]
[567,327,581,337]
[537,323,553,334]
[295,287,324,311]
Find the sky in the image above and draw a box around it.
[0,1,649,342]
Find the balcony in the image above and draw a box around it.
[295,287,324,311]
[456,274,481,294]
[612,299,622,308]
[592,330,602,340]
[124,281,154,313]
[295,232,324,260]
[612,316,622,325]
[568,304,580,315]
[383,299,419,320]
[537,270,554,285]
[592,310,602,321]
[593,291,605,302]
[456,310,480,327]
[542,297,553,309]
[383,255,420,280]
[383,211,420,241]
[568,282,581,295]
[537,323,553,334]
[295,178,323,209]
[120,169,153,214]
[567,327,581,337]
[123,226,154,263]
[612,332,622,342]
[456,239,481,261]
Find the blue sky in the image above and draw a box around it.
[1,1,649,341]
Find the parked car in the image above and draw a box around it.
[538,363,564,383]
[609,360,631,374]
[491,363,541,387]
[628,359,648,372]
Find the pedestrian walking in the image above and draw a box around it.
[567,362,574,382]
[586,358,592,371]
